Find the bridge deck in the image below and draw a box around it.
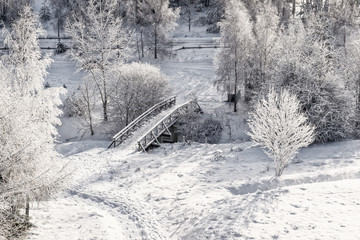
[109,96,176,148]
[137,99,201,152]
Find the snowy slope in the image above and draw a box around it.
[27,140,360,240]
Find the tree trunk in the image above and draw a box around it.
[188,7,191,32]
[102,66,108,121]
[88,101,94,136]
[25,196,30,220]
[57,19,60,42]
[84,83,94,135]
[89,118,94,135]
[103,100,108,121]
[141,29,144,58]
[136,28,141,61]
[292,0,296,17]
[324,0,329,12]
[234,51,238,112]
[154,24,158,59]
[126,107,129,126]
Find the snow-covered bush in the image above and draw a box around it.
[206,24,220,33]
[109,62,170,128]
[247,87,315,176]
[200,118,223,143]
[55,42,67,54]
[273,21,356,143]
[288,75,355,143]
[176,113,223,144]
[0,209,31,239]
[63,93,86,118]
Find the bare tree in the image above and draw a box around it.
[49,0,73,41]
[65,78,97,136]
[182,0,194,32]
[139,0,179,58]
[65,0,131,121]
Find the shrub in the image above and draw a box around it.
[247,87,315,176]
[62,93,86,118]
[176,112,223,144]
[109,62,170,128]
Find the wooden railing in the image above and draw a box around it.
[108,96,176,148]
[138,99,201,152]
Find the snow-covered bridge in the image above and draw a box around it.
[109,97,201,151]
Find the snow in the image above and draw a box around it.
[27,139,360,239]
[24,2,360,239]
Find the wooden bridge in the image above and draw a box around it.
[108,96,176,148]
[108,97,201,151]
[137,99,201,152]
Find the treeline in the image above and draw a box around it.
[216,0,360,143]
[1,0,181,59]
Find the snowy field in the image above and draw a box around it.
[21,1,360,239]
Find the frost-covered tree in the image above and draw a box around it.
[215,0,254,112]
[49,0,73,39]
[182,0,194,32]
[139,0,179,58]
[0,6,65,227]
[0,0,33,23]
[124,0,150,59]
[109,62,170,127]
[247,87,315,177]
[39,0,51,22]
[252,2,279,86]
[2,6,52,95]
[65,0,131,121]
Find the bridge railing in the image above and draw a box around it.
[108,96,176,148]
[138,99,201,152]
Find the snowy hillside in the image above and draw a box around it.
[0,0,357,239]
[27,140,360,239]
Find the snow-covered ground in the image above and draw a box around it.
[23,2,360,239]
[27,139,360,240]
